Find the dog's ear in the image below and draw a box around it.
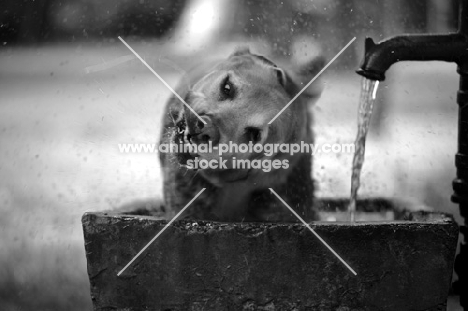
[273,67,289,88]
[278,56,325,100]
[272,56,325,100]
[291,56,326,100]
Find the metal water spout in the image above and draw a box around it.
[356,0,468,309]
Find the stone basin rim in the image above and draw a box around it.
[82,211,456,227]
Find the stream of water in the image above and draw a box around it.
[349,78,380,222]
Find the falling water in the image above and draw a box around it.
[349,78,380,222]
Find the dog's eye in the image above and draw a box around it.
[220,76,234,99]
[245,127,262,143]
[223,83,231,94]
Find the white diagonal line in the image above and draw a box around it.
[118,36,206,125]
[268,37,356,124]
[117,188,206,276]
[269,188,357,276]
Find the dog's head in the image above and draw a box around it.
[167,48,325,185]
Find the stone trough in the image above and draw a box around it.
[82,199,459,310]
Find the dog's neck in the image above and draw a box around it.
[214,183,253,221]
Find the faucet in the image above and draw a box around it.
[356,0,468,309]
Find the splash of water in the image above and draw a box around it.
[349,78,379,222]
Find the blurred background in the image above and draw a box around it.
[0,0,463,310]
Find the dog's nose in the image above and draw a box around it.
[188,116,220,145]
